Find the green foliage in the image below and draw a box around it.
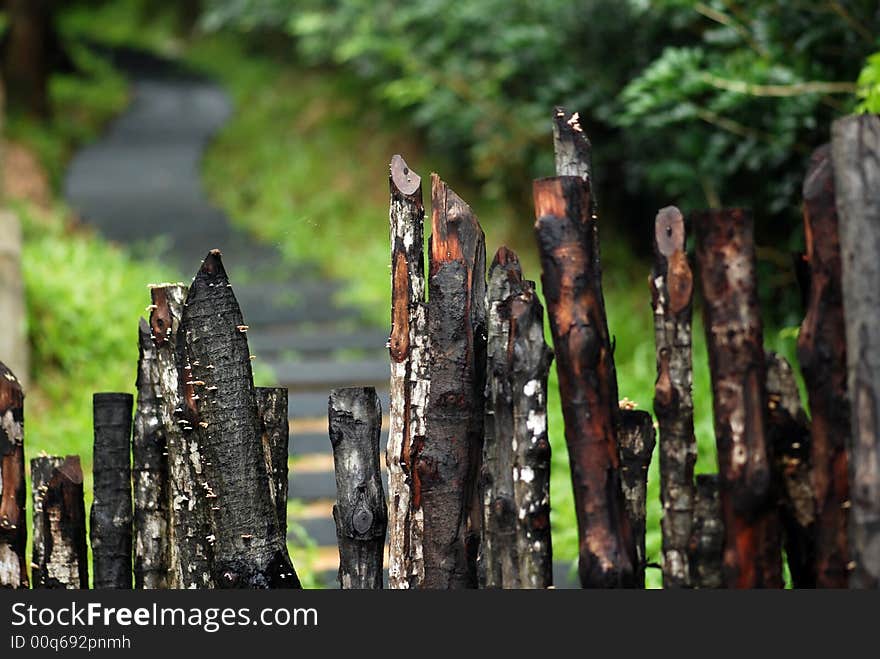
[857,51,880,112]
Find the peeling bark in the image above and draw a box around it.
[694,208,782,588]
[533,175,635,588]
[797,144,850,588]
[329,387,387,589]
[832,114,880,589]
[689,474,724,589]
[618,409,655,588]
[180,250,299,588]
[480,247,554,589]
[256,387,289,537]
[91,392,133,589]
[418,174,486,589]
[0,362,26,588]
[31,456,88,589]
[387,154,428,589]
[651,205,697,588]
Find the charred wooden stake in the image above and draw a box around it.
[832,114,880,589]
[91,392,134,589]
[133,318,170,589]
[797,144,850,588]
[419,174,487,589]
[618,409,656,588]
[650,206,697,588]
[765,352,815,588]
[180,250,299,588]
[329,387,387,589]
[31,456,88,588]
[694,208,782,588]
[481,247,554,589]
[689,474,724,589]
[256,387,289,537]
[387,154,428,589]
[553,106,595,210]
[0,362,26,588]
[533,176,635,588]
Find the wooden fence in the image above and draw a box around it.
[0,111,878,589]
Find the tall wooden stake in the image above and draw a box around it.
[689,474,723,588]
[0,361,26,588]
[618,409,655,588]
[256,387,289,538]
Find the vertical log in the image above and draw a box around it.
[694,208,782,588]
[329,387,387,589]
[133,318,170,589]
[797,143,850,588]
[31,456,88,589]
[832,114,880,589]
[180,250,299,588]
[387,154,428,589]
[481,247,553,589]
[765,352,815,588]
[91,392,133,589]
[553,107,595,208]
[256,387,289,537]
[618,409,656,588]
[0,361,26,588]
[689,474,724,589]
[651,205,697,588]
[418,174,487,589]
[533,175,635,588]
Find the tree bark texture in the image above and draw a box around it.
[832,114,880,589]
[689,474,724,589]
[694,208,782,588]
[133,318,170,589]
[0,362,26,588]
[797,143,850,588]
[765,352,815,588]
[329,387,387,589]
[180,250,299,588]
[553,107,595,210]
[480,247,554,589]
[651,205,697,588]
[91,392,133,589]
[256,387,289,538]
[31,456,88,589]
[533,175,635,588]
[387,154,428,589]
[618,409,655,588]
[418,174,487,589]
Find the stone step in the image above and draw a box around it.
[273,358,389,392]
[289,469,388,501]
[289,430,389,457]
[250,327,389,358]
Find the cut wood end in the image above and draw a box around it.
[430,174,482,264]
[197,249,229,282]
[390,154,421,196]
[59,456,83,484]
[489,245,523,285]
[655,206,685,257]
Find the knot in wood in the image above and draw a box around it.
[352,506,373,535]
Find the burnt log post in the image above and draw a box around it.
[180,250,299,588]
[553,107,595,211]
[0,362,26,588]
[418,174,487,589]
[797,144,850,588]
[133,318,170,589]
[387,154,428,589]
[256,387,289,537]
[689,474,724,588]
[91,392,134,589]
[618,409,656,588]
[832,114,880,589]
[481,247,554,589]
[329,387,387,589]
[694,208,782,588]
[533,175,635,588]
[31,456,88,589]
[765,352,815,588]
[651,206,697,588]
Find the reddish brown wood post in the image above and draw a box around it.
[418,174,487,588]
[533,175,635,588]
[797,144,850,588]
[0,362,27,588]
[694,208,782,588]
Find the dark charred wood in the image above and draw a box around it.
[689,474,724,589]
[0,361,26,588]
[533,175,635,588]
[91,392,133,589]
[618,409,655,588]
[256,387,289,537]
[694,208,782,588]
[329,387,387,589]
[553,107,595,210]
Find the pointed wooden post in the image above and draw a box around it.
[0,362,27,588]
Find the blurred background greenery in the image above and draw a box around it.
[1,0,878,587]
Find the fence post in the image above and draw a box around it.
[91,392,133,589]
[533,175,635,587]
[256,387,289,537]
[31,456,88,588]
[832,114,880,589]
[650,205,696,589]
[618,409,655,588]
[418,174,487,588]
[797,144,850,588]
[329,387,387,589]
[0,361,26,588]
[689,474,724,588]
[694,208,782,588]
[387,154,428,589]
